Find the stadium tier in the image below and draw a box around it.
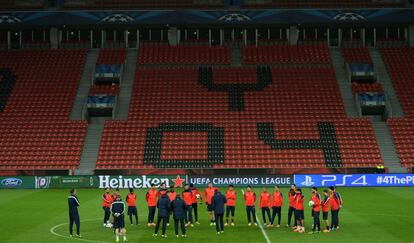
[382,47,414,168]
[341,48,372,64]
[63,0,224,9]
[0,0,45,9]
[352,83,383,93]
[96,58,383,169]
[0,50,88,170]
[242,44,331,64]
[88,85,120,96]
[241,0,405,8]
[97,49,127,65]
[138,43,231,65]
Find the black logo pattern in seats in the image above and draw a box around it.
[144,123,225,168]
[199,66,272,111]
[257,122,343,167]
[0,69,16,112]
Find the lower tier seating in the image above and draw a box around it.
[0,50,88,170]
[242,0,404,8]
[342,48,372,64]
[138,43,231,65]
[96,67,382,169]
[242,44,331,64]
[388,118,414,168]
[382,47,414,168]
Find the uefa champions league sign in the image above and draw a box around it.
[187,175,292,187]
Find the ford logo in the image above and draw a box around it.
[1,178,23,187]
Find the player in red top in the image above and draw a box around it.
[309,187,321,234]
[146,184,158,227]
[190,183,202,225]
[287,186,297,228]
[102,187,114,227]
[112,188,120,200]
[224,185,236,226]
[329,186,342,231]
[126,188,138,225]
[168,186,177,202]
[167,186,177,226]
[182,184,194,227]
[204,182,217,226]
[259,188,272,226]
[293,188,305,233]
[321,189,331,233]
[244,185,257,226]
[269,185,283,227]
[158,182,168,198]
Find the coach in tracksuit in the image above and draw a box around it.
[154,193,171,237]
[211,189,227,234]
[68,188,81,238]
[171,195,187,237]
[111,195,127,242]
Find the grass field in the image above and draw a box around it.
[0,187,413,243]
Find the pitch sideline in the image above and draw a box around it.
[241,189,272,243]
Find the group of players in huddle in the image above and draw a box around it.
[68,182,342,242]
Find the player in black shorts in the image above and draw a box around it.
[111,195,127,242]
[322,189,331,233]
[293,188,305,233]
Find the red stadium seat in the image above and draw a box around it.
[382,47,414,168]
[0,50,88,170]
[96,57,383,169]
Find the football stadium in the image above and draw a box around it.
[1,0,414,242]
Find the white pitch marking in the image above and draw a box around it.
[341,212,414,218]
[50,218,110,243]
[241,189,272,243]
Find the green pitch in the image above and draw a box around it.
[0,187,413,243]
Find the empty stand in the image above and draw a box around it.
[352,83,383,94]
[88,85,120,96]
[242,44,331,64]
[0,0,45,9]
[342,48,372,64]
[382,47,414,168]
[242,0,405,8]
[381,48,414,116]
[97,49,126,65]
[0,50,88,170]
[96,65,382,169]
[138,43,231,65]
[64,0,223,9]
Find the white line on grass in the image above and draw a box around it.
[50,218,110,243]
[241,189,272,243]
[341,212,414,218]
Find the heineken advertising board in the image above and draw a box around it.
[97,175,186,189]
[34,175,187,189]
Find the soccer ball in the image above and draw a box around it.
[308,201,315,207]
[196,194,201,199]
[105,223,113,228]
[114,213,120,217]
